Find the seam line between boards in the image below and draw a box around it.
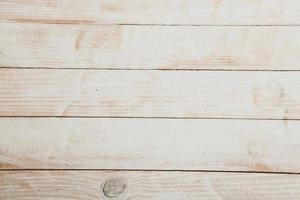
[0,169,299,175]
[0,116,297,121]
[2,20,300,27]
[1,66,300,72]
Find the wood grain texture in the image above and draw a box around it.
[2,23,300,70]
[1,171,300,199]
[1,117,300,172]
[1,0,300,25]
[1,69,300,119]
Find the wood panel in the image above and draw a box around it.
[1,118,300,172]
[1,0,300,25]
[2,23,300,70]
[1,69,300,119]
[1,171,300,199]
[2,1,300,198]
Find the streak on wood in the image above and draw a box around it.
[1,69,300,119]
[1,118,300,172]
[2,23,300,70]
[1,171,300,199]
[0,0,300,25]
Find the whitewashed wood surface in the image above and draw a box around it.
[1,0,300,199]
[1,0,300,25]
[1,69,300,119]
[1,24,300,70]
[1,117,300,172]
[1,171,300,200]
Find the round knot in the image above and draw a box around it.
[103,178,126,198]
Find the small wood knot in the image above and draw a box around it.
[103,178,126,198]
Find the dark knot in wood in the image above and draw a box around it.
[103,178,126,198]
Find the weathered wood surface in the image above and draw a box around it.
[1,69,300,119]
[1,170,300,199]
[1,118,300,172]
[1,0,300,25]
[1,0,300,198]
[2,23,300,70]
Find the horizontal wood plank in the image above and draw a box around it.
[2,23,300,70]
[1,171,300,199]
[1,118,300,172]
[1,69,300,119]
[1,0,300,25]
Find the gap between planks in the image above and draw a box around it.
[3,66,300,72]
[4,20,300,26]
[0,116,299,122]
[1,169,300,175]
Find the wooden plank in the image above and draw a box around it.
[1,171,300,200]
[1,69,300,119]
[1,118,300,172]
[2,23,300,70]
[1,0,300,25]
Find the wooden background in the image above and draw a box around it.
[1,0,300,199]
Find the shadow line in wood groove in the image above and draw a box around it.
[2,66,300,72]
[0,116,298,121]
[1,169,300,175]
[4,20,300,26]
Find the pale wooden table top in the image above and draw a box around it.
[1,1,300,199]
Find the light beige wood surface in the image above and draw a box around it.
[1,0,300,198]
[1,170,300,200]
[1,118,300,172]
[1,0,300,25]
[2,23,300,70]
[1,69,300,119]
